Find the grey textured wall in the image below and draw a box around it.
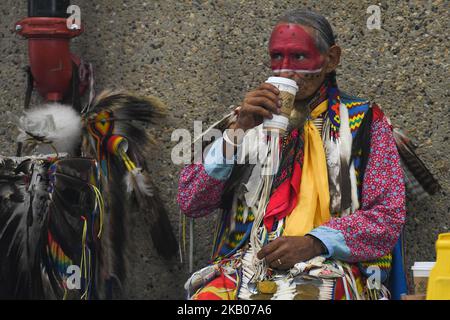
[0,0,448,299]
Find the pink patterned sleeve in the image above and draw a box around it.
[322,114,406,262]
[177,164,226,218]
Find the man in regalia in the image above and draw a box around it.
[178,9,416,300]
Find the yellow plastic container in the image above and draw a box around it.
[426,233,450,300]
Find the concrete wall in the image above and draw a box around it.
[0,0,448,299]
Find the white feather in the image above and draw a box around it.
[349,162,360,214]
[339,103,355,215]
[124,168,153,196]
[12,103,82,154]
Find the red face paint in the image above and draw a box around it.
[269,23,325,74]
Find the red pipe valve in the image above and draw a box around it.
[15,17,84,102]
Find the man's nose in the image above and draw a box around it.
[281,56,290,70]
[278,57,295,79]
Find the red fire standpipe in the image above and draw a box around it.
[15,0,86,102]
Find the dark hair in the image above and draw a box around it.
[277,9,336,53]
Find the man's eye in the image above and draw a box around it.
[293,53,306,60]
[271,53,283,60]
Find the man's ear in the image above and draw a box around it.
[324,45,341,73]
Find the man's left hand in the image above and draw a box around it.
[256,236,326,270]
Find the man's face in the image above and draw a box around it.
[269,23,330,102]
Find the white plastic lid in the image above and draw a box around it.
[411,262,435,277]
[265,77,299,96]
[411,262,436,270]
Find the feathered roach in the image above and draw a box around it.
[0,91,178,299]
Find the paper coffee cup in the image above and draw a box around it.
[263,77,298,131]
[411,262,435,295]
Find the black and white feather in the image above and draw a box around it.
[393,128,441,199]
